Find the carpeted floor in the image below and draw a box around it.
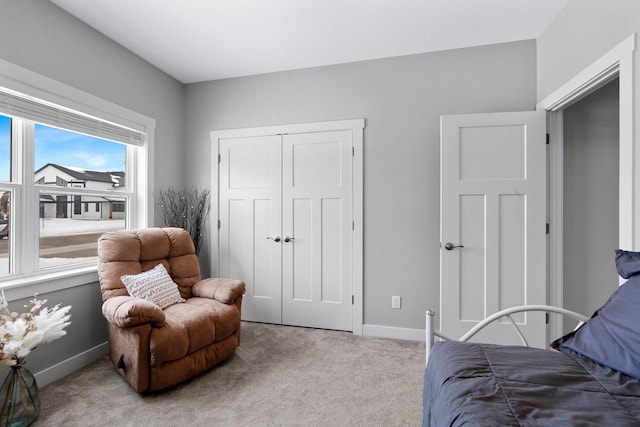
[34,322,425,426]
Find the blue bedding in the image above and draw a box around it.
[423,341,640,426]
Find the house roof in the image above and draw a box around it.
[36,163,125,187]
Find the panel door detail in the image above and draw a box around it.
[281,131,353,330]
[440,111,546,347]
[218,130,354,332]
[219,135,282,324]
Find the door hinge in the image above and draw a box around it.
[352,221,355,231]
[218,219,221,229]
[352,295,355,305]
[546,313,550,324]
[546,223,550,234]
[352,146,355,156]
[218,154,221,163]
[546,133,550,145]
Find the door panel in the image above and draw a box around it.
[440,111,546,347]
[292,198,313,301]
[219,135,282,324]
[458,194,485,321]
[321,198,342,303]
[499,194,526,322]
[282,131,353,330]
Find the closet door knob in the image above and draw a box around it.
[266,236,281,242]
[284,236,295,243]
[444,242,464,250]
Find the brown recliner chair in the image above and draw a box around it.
[97,227,245,392]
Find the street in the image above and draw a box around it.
[0,232,104,258]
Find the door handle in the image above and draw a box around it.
[444,242,464,251]
[284,236,295,243]
[266,236,281,242]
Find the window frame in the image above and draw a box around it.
[0,58,155,299]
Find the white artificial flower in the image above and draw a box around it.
[0,290,8,312]
[34,306,71,344]
[0,294,71,365]
[3,317,27,341]
[20,330,44,352]
[3,339,27,357]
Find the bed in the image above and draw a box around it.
[423,249,640,426]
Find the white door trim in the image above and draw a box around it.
[210,119,365,139]
[210,118,365,334]
[537,33,637,340]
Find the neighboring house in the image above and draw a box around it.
[34,163,125,220]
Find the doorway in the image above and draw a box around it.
[541,34,636,340]
[562,79,620,333]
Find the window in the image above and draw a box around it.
[0,116,10,182]
[0,117,11,276]
[0,75,153,283]
[112,201,125,213]
[75,196,83,215]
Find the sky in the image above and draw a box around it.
[0,115,126,181]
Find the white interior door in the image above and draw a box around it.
[219,135,282,324]
[218,128,355,331]
[440,111,547,347]
[281,131,353,330]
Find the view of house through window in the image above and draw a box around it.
[0,115,131,275]
[0,116,11,275]
[34,124,127,269]
[0,116,10,182]
[0,77,150,282]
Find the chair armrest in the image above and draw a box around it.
[102,296,166,328]
[191,278,245,304]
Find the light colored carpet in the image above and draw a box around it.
[33,322,425,426]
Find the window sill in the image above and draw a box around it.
[0,266,99,301]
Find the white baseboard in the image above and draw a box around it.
[34,342,109,387]
[363,324,426,342]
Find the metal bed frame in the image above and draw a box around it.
[425,305,590,365]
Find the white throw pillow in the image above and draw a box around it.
[121,263,185,309]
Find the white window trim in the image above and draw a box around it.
[0,58,155,299]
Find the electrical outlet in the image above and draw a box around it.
[392,295,402,309]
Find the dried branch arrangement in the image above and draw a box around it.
[157,187,211,255]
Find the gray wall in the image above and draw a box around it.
[0,0,185,377]
[7,285,106,375]
[537,0,640,101]
[1,0,630,381]
[563,79,619,332]
[0,0,185,195]
[185,40,537,330]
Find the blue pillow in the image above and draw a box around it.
[550,250,640,379]
[615,248,640,279]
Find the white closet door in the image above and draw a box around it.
[219,135,282,324]
[281,131,353,330]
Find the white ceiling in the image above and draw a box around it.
[50,0,570,84]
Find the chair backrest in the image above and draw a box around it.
[97,227,201,301]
